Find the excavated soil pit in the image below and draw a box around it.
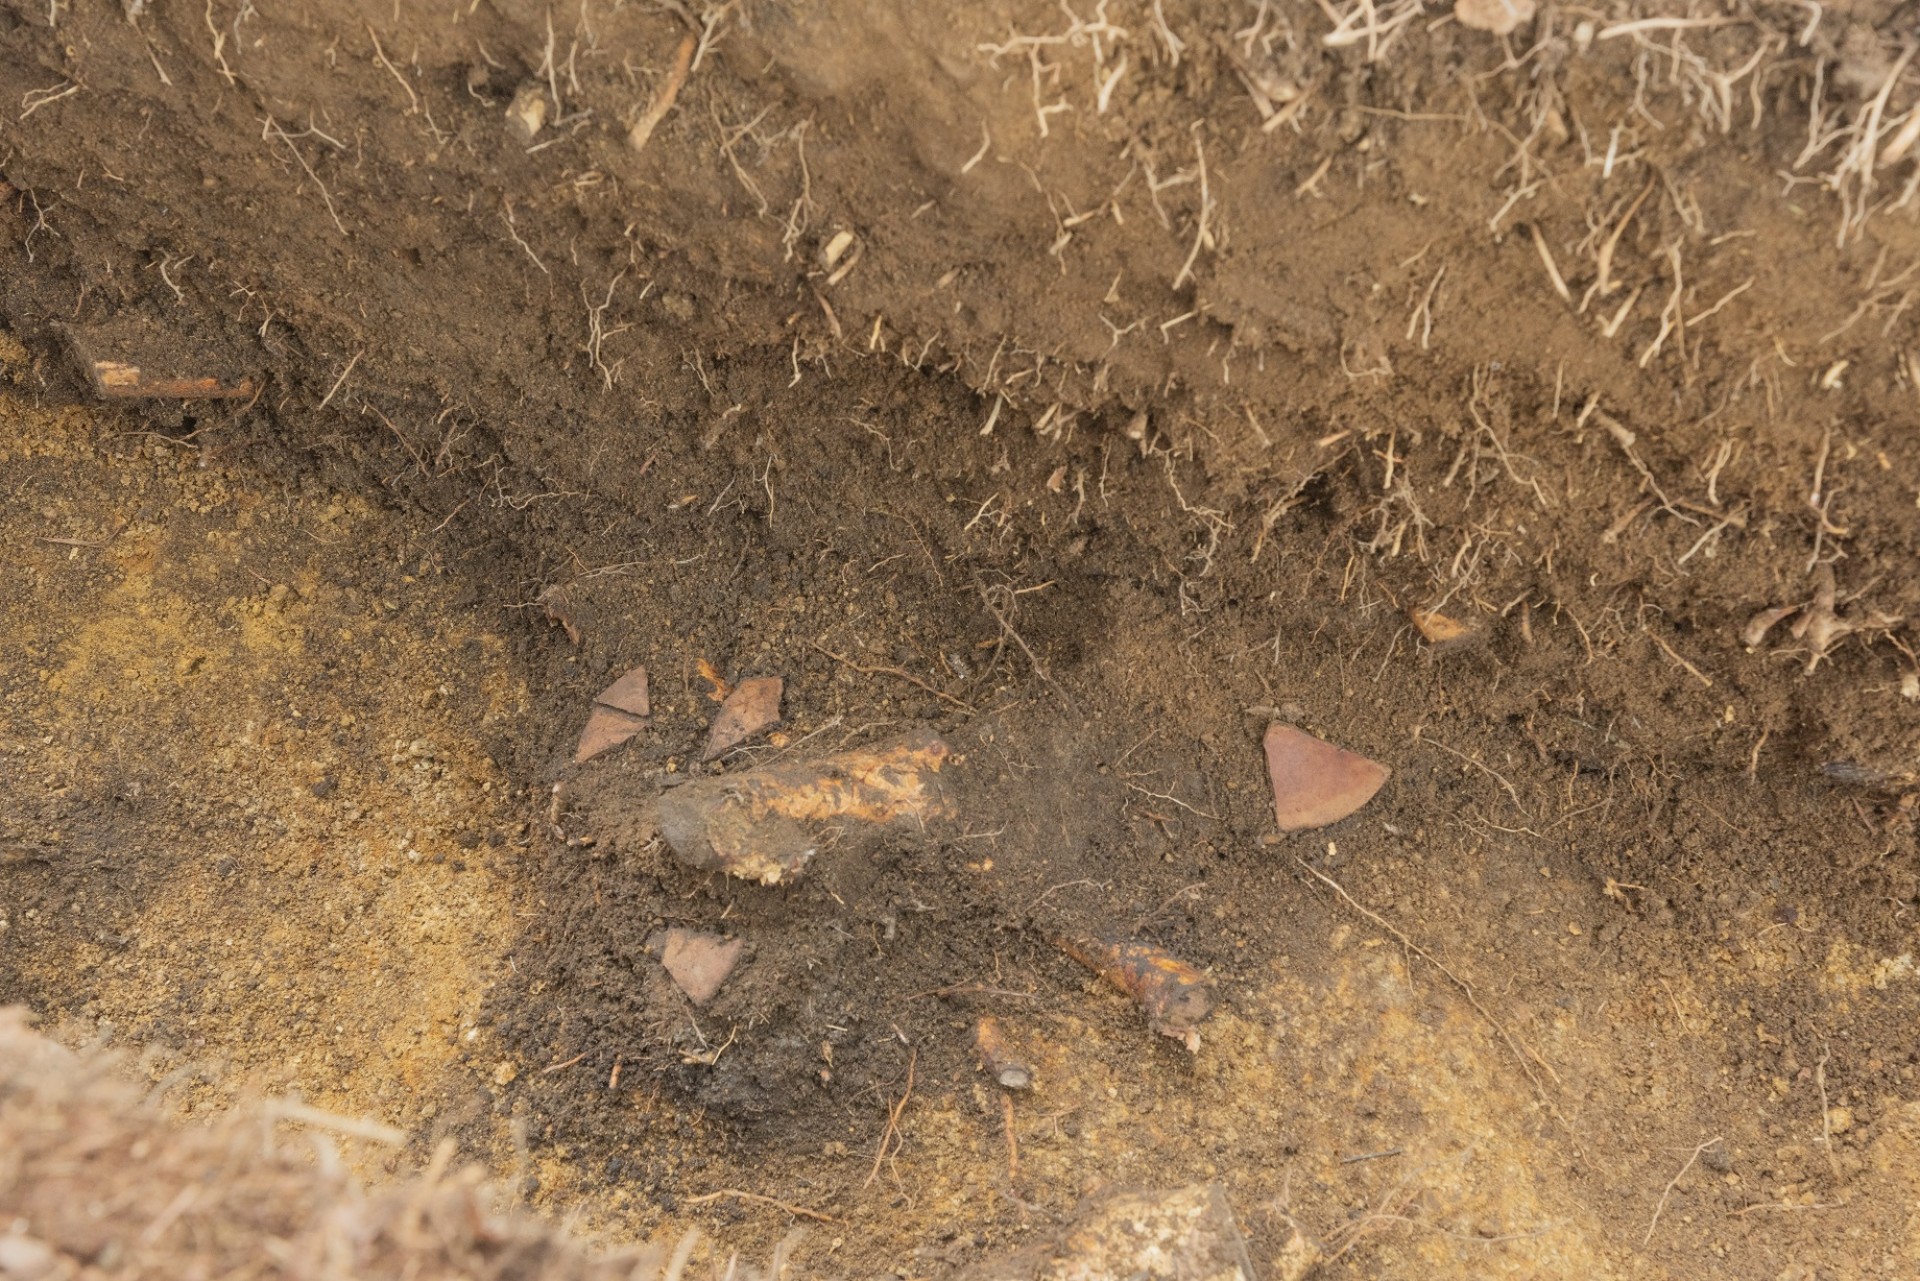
[4,1,1920,1277]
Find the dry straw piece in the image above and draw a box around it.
[0,1007,803,1280]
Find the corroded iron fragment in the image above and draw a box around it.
[1058,935,1215,1051]
[658,730,954,885]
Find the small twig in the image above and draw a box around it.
[980,581,1062,697]
[1584,178,1655,311]
[863,1049,917,1189]
[1171,129,1211,292]
[501,199,548,274]
[317,350,362,411]
[1293,857,1569,1119]
[1341,1147,1405,1164]
[1644,1136,1721,1245]
[365,23,418,115]
[1530,224,1571,304]
[541,1051,588,1073]
[263,116,347,235]
[19,80,80,121]
[684,1189,842,1224]
[1001,1093,1020,1186]
[629,33,696,152]
[809,641,974,711]
[1414,726,1528,817]
[1815,1046,1844,1183]
[204,0,236,85]
[1646,628,1714,687]
[264,1100,406,1145]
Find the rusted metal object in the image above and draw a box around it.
[658,730,954,885]
[1263,723,1389,831]
[974,1016,1033,1090]
[1058,935,1215,1052]
[87,360,256,400]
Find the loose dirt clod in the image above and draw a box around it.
[657,730,954,884]
[1058,935,1215,1052]
[1454,0,1536,36]
[1262,724,1390,831]
[650,929,743,1005]
[961,1184,1255,1281]
[702,675,783,760]
[1409,606,1472,645]
[974,1016,1034,1090]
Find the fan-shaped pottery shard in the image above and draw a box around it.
[573,665,650,763]
[1263,724,1389,831]
[659,729,954,885]
[702,675,783,760]
[649,928,743,1005]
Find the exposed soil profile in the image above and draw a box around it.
[3,0,1920,1277]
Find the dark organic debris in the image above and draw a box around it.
[1740,564,1902,673]
[974,1017,1033,1090]
[650,929,744,1005]
[573,665,650,763]
[658,730,954,885]
[536,584,583,646]
[1057,935,1215,1052]
[702,675,783,760]
[1262,723,1389,832]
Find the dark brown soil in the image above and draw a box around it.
[3,1,1920,1277]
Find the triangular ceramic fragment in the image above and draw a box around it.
[575,706,646,763]
[595,665,650,717]
[652,929,744,1004]
[703,675,783,760]
[1263,724,1389,831]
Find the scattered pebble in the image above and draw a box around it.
[595,665,650,718]
[505,84,547,142]
[1262,724,1389,831]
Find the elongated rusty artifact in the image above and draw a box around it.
[974,1016,1033,1090]
[658,729,954,885]
[1058,935,1215,1052]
